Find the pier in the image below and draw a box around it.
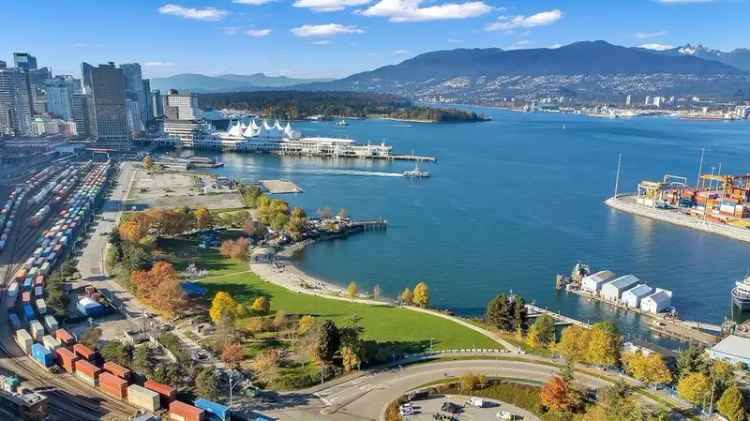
[525,304,591,328]
[259,179,303,194]
[349,218,388,232]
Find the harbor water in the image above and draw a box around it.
[194,108,750,349]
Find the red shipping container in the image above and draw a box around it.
[145,379,177,402]
[168,400,204,421]
[74,359,101,379]
[55,347,78,373]
[73,343,96,360]
[103,361,132,381]
[99,372,128,399]
[55,329,75,346]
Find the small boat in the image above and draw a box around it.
[731,275,750,311]
[336,119,348,127]
[403,161,430,178]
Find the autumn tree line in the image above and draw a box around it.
[480,293,747,420]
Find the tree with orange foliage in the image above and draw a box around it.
[219,238,250,259]
[221,343,244,369]
[118,219,148,242]
[131,261,187,318]
[540,376,575,413]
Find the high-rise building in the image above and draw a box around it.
[164,89,200,120]
[71,93,90,139]
[81,62,128,144]
[120,63,149,125]
[150,89,163,118]
[142,78,152,122]
[13,52,37,71]
[0,61,6,69]
[125,99,144,134]
[28,67,51,115]
[45,76,76,120]
[0,67,33,136]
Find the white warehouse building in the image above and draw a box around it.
[581,270,616,295]
[640,289,672,313]
[621,284,653,309]
[601,274,641,302]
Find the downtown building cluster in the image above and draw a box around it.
[0,51,198,149]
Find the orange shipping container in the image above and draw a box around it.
[99,372,128,399]
[73,343,96,360]
[168,400,204,421]
[55,347,78,373]
[74,359,101,379]
[55,329,75,346]
[145,379,176,402]
[103,361,131,380]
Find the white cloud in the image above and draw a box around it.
[144,62,176,67]
[246,29,272,37]
[639,43,674,51]
[291,23,365,37]
[158,4,229,21]
[485,9,562,32]
[635,30,667,39]
[313,40,331,45]
[233,0,275,4]
[394,49,410,55]
[294,0,372,12]
[360,0,491,23]
[549,43,563,49]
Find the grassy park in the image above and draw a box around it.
[158,237,500,352]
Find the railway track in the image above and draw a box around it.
[0,169,136,420]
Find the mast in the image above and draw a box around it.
[696,147,705,189]
[613,153,622,199]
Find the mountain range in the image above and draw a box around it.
[149,73,332,92]
[298,41,749,102]
[657,44,750,72]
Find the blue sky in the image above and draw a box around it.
[2,0,745,79]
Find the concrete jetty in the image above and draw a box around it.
[605,195,750,244]
[260,179,303,194]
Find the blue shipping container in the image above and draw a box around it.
[23,304,35,320]
[31,343,53,367]
[194,399,230,421]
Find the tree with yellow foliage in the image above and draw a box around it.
[209,291,244,324]
[143,155,154,171]
[194,208,212,229]
[585,322,621,368]
[346,281,359,299]
[251,296,270,315]
[341,346,360,372]
[556,325,590,362]
[413,282,429,308]
[622,351,673,386]
[297,315,316,335]
[677,372,710,404]
[400,288,413,305]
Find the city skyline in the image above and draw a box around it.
[3,0,748,79]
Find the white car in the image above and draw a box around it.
[400,404,415,416]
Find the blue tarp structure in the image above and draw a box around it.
[194,398,230,421]
[182,282,208,297]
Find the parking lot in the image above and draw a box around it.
[401,395,539,421]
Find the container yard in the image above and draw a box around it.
[607,171,750,244]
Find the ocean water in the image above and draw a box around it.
[194,108,750,349]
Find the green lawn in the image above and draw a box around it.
[159,238,500,351]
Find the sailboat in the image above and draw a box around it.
[403,161,430,178]
[336,119,348,127]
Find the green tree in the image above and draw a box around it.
[717,385,747,421]
[132,346,155,375]
[486,293,513,331]
[317,320,341,363]
[100,341,133,367]
[195,368,220,400]
[511,295,527,331]
[676,346,708,378]
[527,314,556,348]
